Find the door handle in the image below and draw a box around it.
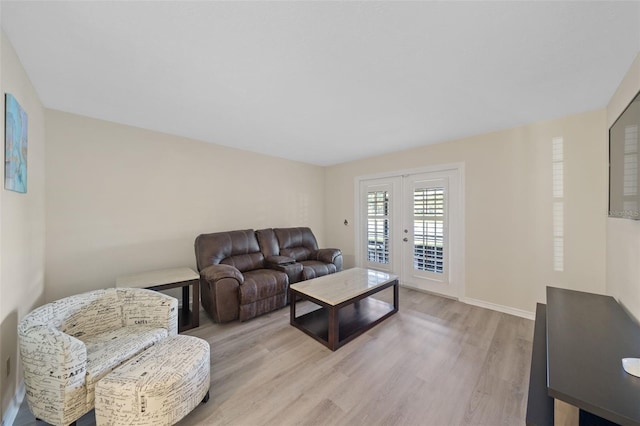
[403,237,408,242]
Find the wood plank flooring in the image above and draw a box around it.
[13,287,533,426]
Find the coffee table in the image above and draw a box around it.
[289,267,398,351]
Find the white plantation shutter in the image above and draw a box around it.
[367,190,390,264]
[413,188,445,273]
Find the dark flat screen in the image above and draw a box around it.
[609,90,640,219]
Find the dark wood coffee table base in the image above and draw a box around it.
[290,278,398,351]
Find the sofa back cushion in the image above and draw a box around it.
[274,227,319,261]
[194,229,264,273]
[256,228,279,257]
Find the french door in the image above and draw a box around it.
[358,166,463,299]
[402,174,451,296]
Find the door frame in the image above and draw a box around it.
[354,162,466,300]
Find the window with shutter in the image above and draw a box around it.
[367,191,390,264]
[413,188,445,273]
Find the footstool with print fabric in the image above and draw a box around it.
[94,335,210,426]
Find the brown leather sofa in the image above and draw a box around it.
[195,227,342,323]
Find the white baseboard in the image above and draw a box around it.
[2,381,25,426]
[460,297,535,320]
[400,283,458,300]
[399,283,535,320]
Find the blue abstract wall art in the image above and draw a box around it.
[5,93,28,193]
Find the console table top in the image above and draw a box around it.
[546,286,640,425]
[116,267,198,288]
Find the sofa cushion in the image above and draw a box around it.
[238,269,288,305]
[280,246,312,261]
[300,260,337,280]
[82,326,169,405]
[221,252,265,273]
[274,227,319,253]
[195,229,264,272]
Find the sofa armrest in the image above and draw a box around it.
[18,325,88,425]
[201,264,244,284]
[119,288,179,336]
[315,248,343,269]
[200,264,244,323]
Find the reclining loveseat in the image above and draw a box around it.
[194,227,342,323]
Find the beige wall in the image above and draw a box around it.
[0,31,46,420]
[325,109,607,315]
[45,110,325,302]
[607,52,640,320]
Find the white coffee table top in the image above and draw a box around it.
[290,267,397,305]
[116,267,199,289]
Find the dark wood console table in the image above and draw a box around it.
[527,287,640,426]
[116,267,200,333]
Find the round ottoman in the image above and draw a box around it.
[94,335,210,426]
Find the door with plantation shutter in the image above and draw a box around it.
[402,174,453,296]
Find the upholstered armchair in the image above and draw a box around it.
[259,227,343,281]
[195,229,289,323]
[18,288,177,426]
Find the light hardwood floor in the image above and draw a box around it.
[14,287,533,426]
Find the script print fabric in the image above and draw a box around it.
[95,335,210,426]
[18,288,178,426]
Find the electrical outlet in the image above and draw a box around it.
[6,357,10,377]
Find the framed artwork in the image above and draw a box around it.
[5,93,28,193]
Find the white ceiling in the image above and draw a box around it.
[2,1,639,166]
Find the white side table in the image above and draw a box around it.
[116,267,200,332]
